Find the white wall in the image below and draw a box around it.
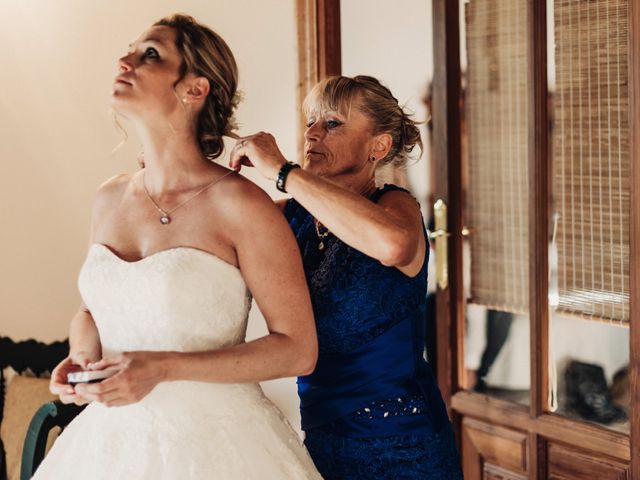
[341,0,434,214]
[0,0,300,426]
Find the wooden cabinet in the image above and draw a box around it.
[547,443,630,480]
[462,418,528,479]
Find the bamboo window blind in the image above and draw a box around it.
[465,0,530,314]
[553,0,630,324]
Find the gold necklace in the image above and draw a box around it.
[142,170,234,225]
[314,218,330,251]
[311,183,377,250]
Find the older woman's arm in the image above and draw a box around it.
[284,167,425,276]
[230,133,426,277]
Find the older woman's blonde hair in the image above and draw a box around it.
[303,75,423,167]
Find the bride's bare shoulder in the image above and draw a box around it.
[215,174,278,221]
[215,171,277,211]
[92,172,136,213]
[97,173,134,196]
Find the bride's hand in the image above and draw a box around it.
[229,132,287,180]
[74,351,168,407]
[50,352,93,406]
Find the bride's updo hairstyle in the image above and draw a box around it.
[303,75,423,167]
[154,14,239,161]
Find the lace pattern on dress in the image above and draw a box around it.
[304,426,463,480]
[285,184,427,355]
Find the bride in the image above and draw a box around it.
[36,14,321,479]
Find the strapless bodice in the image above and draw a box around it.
[79,244,252,356]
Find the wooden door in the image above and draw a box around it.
[432,0,640,479]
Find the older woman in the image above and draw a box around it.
[231,75,462,479]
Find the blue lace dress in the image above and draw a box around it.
[284,185,463,480]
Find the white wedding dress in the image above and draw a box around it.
[34,243,322,479]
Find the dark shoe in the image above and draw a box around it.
[473,378,488,393]
[565,360,627,424]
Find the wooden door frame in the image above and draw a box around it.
[295,0,341,159]
[629,0,640,476]
[431,0,464,412]
[295,0,341,95]
[527,0,549,477]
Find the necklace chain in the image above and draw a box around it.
[314,218,330,251]
[311,184,376,250]
[142,169,234,225]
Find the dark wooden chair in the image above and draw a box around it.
[0,336,68,480]
[20,401,84,480]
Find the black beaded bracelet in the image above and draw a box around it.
[276,161,301,193]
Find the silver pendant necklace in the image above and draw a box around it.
[142,169,234,225]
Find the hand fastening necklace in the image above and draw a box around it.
[314,218,330,251]
[142,169,234,225]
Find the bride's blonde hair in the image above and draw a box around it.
[154,14,240,161]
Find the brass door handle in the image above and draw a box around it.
[430,200,471,290]
[428,229,450,240]
[433,200,448,290]
[427,228,469,239]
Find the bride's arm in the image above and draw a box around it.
[49,306,103,406]
[49,295,102,406]
[67,305,102,364]
[50,177,116,404]
[66,178,114,367]
[169,180,318,382]
[76,180,318,407]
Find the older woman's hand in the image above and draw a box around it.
[229,132,287,181]
[74,351,168,407]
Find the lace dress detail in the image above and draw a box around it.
[33,244,321,480]
[285,184,463,479]
[304,427,462,480]
[287,208,425,353]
